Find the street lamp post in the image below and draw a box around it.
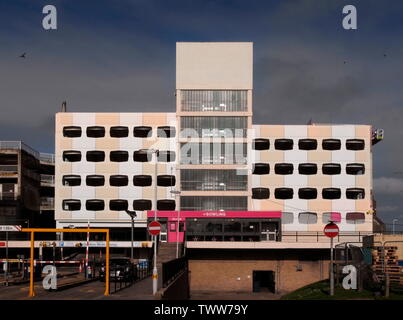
[393,219,398,234]
[125,210,137,259]
[170,190,181,259]
[150,149,159,295]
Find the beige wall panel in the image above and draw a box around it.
[176,42,253,89]
[355,151,369,162]
[309,151,332,162]
[95,162,119,174]
[263,175,284,187]
[308,126,332,138]
[96,113,120,126]
[355,126,371,139]
[58,162,72,174]
[308,200,332,213]
[356,175,370,188]
[96,211,119,220]
[260,200,283,211]
[308,174,332,186]
[142,113,167,126]
[59,139,73,150]
[259,125,284,138]
[96,187,118,199]
[96,138,120,150]
[58,187,72,198]
[264,151,284,162]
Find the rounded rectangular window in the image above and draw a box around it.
[275,163,294,175]
[86,175,105,187]
[133,199,152,211]
[282,212,294,224]
[322,212,341,224]
[63,126,82,138]
[157,126,176,138]
[158,151,176,162]
[86,151,105,162]
[253,139,270,150]
[110,150,129,162]
[322,188,341,199]
[133,175,152,187]
[346,139,365,150]
[86,126,105,138]
[109,199,128,211]
[275,139,294,150]
[86,199,105,211]
[110,175,129,187]
[133,150,152,162]
[133,126,152,138]
[298,188,317,199]
[62,199,81,211]
[63,150,81,162]
[346,188,365,199]
[298,163,317,175]
[322,163,341,175]
[322,139,341,150]
[62,175,81,186]
[298,212,318,224]
[346,163,365,175]
[157,199,176,211]
[252,187,270,199]
[157,175,176,187]
[110,126,129,138]
[346,212,365,224]
[298,139,317,150]
[275,188,294,199]
[253,163,270,175]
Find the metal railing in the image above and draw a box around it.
[0,141,39,159]
[162,257,188,288]
[0,192,17,200]
[181,181,247,191]
[40,153,55,164]
[40,174,55,186]
[281,231,373,243]
[185,231,373,243]
[40,197,54,210]
[0,165,18,173]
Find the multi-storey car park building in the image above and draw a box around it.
[0,141,55,229]
[55,42,383,292]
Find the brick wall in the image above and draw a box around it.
[187,249,330,293]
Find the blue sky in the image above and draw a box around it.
[0,0,403,228]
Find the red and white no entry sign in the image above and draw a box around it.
[148,221,162,236]
[324,222,339,238]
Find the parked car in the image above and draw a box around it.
[100,257,136,282]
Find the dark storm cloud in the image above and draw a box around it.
[1,0,403,227]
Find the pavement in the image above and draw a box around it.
[190,290,282,300]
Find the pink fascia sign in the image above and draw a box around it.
[147,211,282,221]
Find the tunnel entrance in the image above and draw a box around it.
[252,270,275,293]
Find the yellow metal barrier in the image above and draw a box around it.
[22,228,110,297]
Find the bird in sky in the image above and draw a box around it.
[19,53,26,58]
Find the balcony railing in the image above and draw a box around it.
[40,197,54,210]
[0,165,18,174]
[40,174,55,186]
[186,231,373,243]
[181,181,247,191]
[0,141,39,158]
[40,153,55,164]
[0,192,17,200]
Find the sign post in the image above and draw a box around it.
[324,222,339,296]
[0,225,21,286]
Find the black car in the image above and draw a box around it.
[100,257,136,282]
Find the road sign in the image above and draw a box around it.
[324,222,339,238]
[148,221,161,236]
[0,225,21,232]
